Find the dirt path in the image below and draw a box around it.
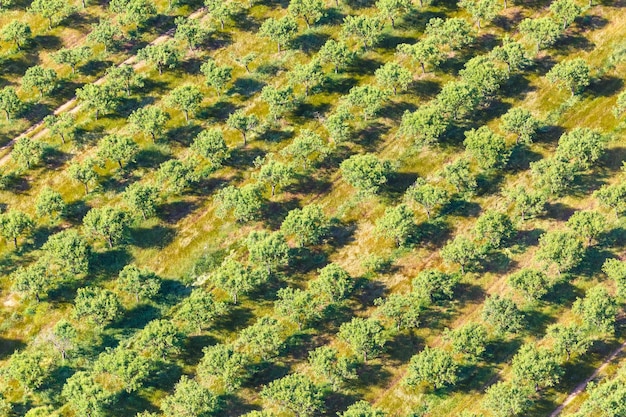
[548,339,626,417]
[0,7,206,165]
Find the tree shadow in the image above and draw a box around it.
[0,338,25,360]
[354,122,390,152]
[64,199,91,224]
[511,227,545,252]
[324,392,361,417]
[587,74,623,98]
[130,224,176,249]
[492,9,524,31]
[118,303,161,331]
[262,196,301,230]
[349,362,393,390]
[380,171,418,202]
[165,123,203,147]
[544,280,583,306]
[440,198,482,218]
[575,246,614,278]
[326,219,357,250]
[229,76,266,98]
[484,337,523,365]
[132,146,171,169]
[293,31,331,54]
[347,56,384,76]
[507,143,543,171]
[89,248,133,278]
[385,331,423,363]
[78,59,115,77]
[157,199,200,224]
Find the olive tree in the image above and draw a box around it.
[340,154,391,196]
[547,58,591,96]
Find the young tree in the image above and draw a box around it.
[76,83,117,120]
[0,210,33,248]
[614,89,626,118]
[22,65,57,98]
[519,17,561,52]
[594,183,626,219]
[376,0,411,28]
[281,204,329,246]
[399,105,448,148]
[443,158,477,194]
[234,316,284,361]
[546,323,591,361]
[436,81,480,120]
[191,129,230,169]
[211,257,264,303]
[0,87,21,121]
[205,0,237,30]
[505,186,546,221]
[318,40,354,74]
[341,15,385,50]
[345,85,389,120]
[259,16,299,53]
[176,288,227,334]
[412,269,459,302]
[231,52,256,73]
[281,130,328,171]
[68,158,98,194]
[309,263,353,304]
[174,16,209,51]
[109,0,157,26]
[375,62,412,95]
[535,230,584,275]
[338,317,386,362]
[490,36,528,74]
[138,41,181,75]
[49,320,77,360]
[198,344,250,392]
[567,210,606,246]
[98,134,138,169]
[483,382,532,417]
[458,0,500,29]
[508,269,551,301]
[93,347,152,394]
[156,158,199,194]
[106,64,144,97]
[29,0,73,29]
[340,154,391,195]
[404,178,448,219]
[62,371,109,417]
[573,285,617,335]
[35,187,65,222]
[375,204,416,247]
[12,137,44,169]
[288,0,324,29]
[511,344,562,392]
[128,106,169,143]
[246,230,290,274]
[374,293,423,331]
[215,183,264,222]
[481,295,524,335]
[254,158,293,197]
[227,109,258,146]
[52,46,91,75]
[1,20,31,50]
[261,373,324,417]
[166,85,203,123]
[135,319,184,360]
[555,127,605,170]
[201,59,233,97]
[397,39,442,75]
[603,258,626,299]
[463,126,510,170]
[83,206,130,248]
[530,157,577,196]
[289,60,324,97]
[501,108,539,144]
[161,376,218,417]
[118,263,160,302]
[12,262,49,302]
[87,19,120,53]
[73,287,122,327]
[405,346,458,390]
[441,236,482,274]
[547,58,591,96]
[444,322,488,361]
[340,401,385,417]
[474,210,515,250]
[275,287,319,330]
[44,113,75,144]
[260,85,296,121]
[308,346,357,390]
[550,0,581,30]
[42,229,90,275]
[425,17,474,50]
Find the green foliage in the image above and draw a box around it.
[198,344,249,392]
[412,269,459,302]
[482,382,532,417]
[44,113,75,144]
[511,343,562,391]
[288,0,324,28]
[68,158,99,194]
[341,15,385,50]
[441,236,482,274]
[443,158,477,194]
[308,346,357,390]
[546,323,591,361]
[98,134,138,169]
[375,203,416,247]
[530,157,577,196]
[281,204,329,246]
[123,182,160,221]
[573,285,617,335]
[345,85,389,120]
[550,0,581,30]
[1,20,31,50]
[399,105,448,148]
[309,263,353,304]
[374,292,423,331]
[205,0,237,30]
[62,371,109,417]
[259,16,298,52]
[211,257,265,303]
[275,286,319,330]
[246,230,290,274]
[106,64,144,97]
[255,157,294,196]
[324,105,353,143]
[405,346,458,389]
[234,316,284,361]
[215,183,264,222]
[547,58,591,96]
[571,366,626,417]
[50,320,77,360]
[35,186,65,222]
[397,38,442,74]
[0,87,21,120]
[594,182,626,219]
[76,83,118,120]
[174,16,209,50]
[340,401,386,417]
[376,0,411,28]
[191,129,230,168]
[340,153,391,195]
[614,89,626,118]
[29,0,74,29]
[289,59,324,97]
[93,347,152,393]
[437,81,480,120]
[177,288,227,334]
[603,258,626,299]
[535,230,584,274]
[281,129,328,170]
[12,137,44,169]
[425,17,474,50]
[567,210,606,246]
[474,210,515,250]
[508,269,551,301]
[42,229,90,275]
[87,19,120,53]
[444,322,488,361]
[83,206,130,248]
[318,40,354,73]
[519,17,561,52]
[201,59,233,96]
[22,65,57,98]
[375,62,412,95]
[166,85,203,123]
[161,376,218,417]
[227,109,259,145]
[490,36,528,74]
[458,0,499,29]
[404,178,448,219]
[156,158,200,195]
[261,85,296,121]
[505,186,546,221]
[460,55,508,100]
[339,317,387,362]
[501,107,539,144]
[555,127,605,170]
[138,41,181,75]
[481,295,524,335]
[109,0,156,25]
[8,349,50,392]
[0,209,33,248]
[118,263,160,302]
[135,319,184,360]
[73,287,122,327]
[463,126,509,170]
[12,262,48,302]
[261,373,323,417]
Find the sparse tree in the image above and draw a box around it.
[289,60,324,97]
[436,81,480,120]
[308,346,357,390]
[547,58,591,96]
[83,206,130,248]
[412,269,459,302]
[341,15,385,50]
[261,373,324,417]
[375,62,412,95]
[443,158,477,194]
[36,187,65,222]
[458,0,499,29]
[464,126,510,170]
[490,36,528,74]
[375,204,416,247]
[376,0,411,28]
[42,229,90,275]
[281,129,328,170]
[501,108,539,144]
[22,65,57,98]
[52,46,91,75]
[205,0,237,30]
[573,285,617,335]
[441,236,482,274]
[594,183,626,219]
[318,40,354,74]
[29,0,73,29]
[603,258,626,299]
[345,85,389,120]
[474,210,515,250]
[161,376,218,417]
[511,344,562,392]
[530,157,577,196]
[98,134,138,169]
[109,0,157,26]
[0,210,33,248]
[567,210,606,246]
[261,85,296,121]
[275,287,319,330]
[374,292,423,331]
[550,0,581,30]
[176,288,227,334]
[201,59,233,97]
[12,262,48,302]
[135,319,184,360]
[211,257,265,303]
[44,113,75,144]
[555,127,605,170]
[166,85,203,123]
[519,17,561,52]
[68,158,98,194]
[246,230,290,274]
[281,204,329,246]
[215,183,264,222]
[128,106,169,142]
[259,16,299,53]
[288,0,324,29]
[309,263,353,304]
[483,382,532,417]
[505,186,546,221]
[227,110,258,146]
[399,105,448,148]
[106,64,144,97]
[138,41,181,75]
[12,137,44,169]
[444,322,487,361]
[88,19,120,53]
[405,178,449,219]
[0,87,21,121]
[174,16,209,51]
[256,158,294,196]
[62,371,109,417]
[76,83,117,120]
[546,323,591,361]
[234,316,284,361]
